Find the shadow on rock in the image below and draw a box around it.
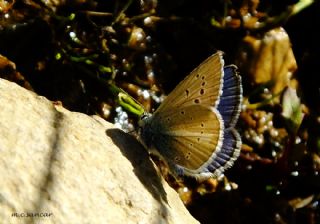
[106,128,168,204]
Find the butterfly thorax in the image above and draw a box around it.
[138,113,168,154]
[138,112,155,148]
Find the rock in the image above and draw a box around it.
[0,78,199,224]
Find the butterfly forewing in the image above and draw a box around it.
[151,105,223,170]
[155,52,224,114]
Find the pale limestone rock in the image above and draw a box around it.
[0,78,199,224]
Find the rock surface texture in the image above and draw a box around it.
[0,79,199,224]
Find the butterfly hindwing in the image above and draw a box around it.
[150,105,224,171]
[204,128,241,177]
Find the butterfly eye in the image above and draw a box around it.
[138,113,151,128]
[140,113,150,120]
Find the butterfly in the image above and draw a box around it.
[138,51,242,180]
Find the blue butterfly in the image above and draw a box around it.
[138,52,242,179]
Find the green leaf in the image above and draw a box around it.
[281,87,304,134]
[118,92,145,117]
